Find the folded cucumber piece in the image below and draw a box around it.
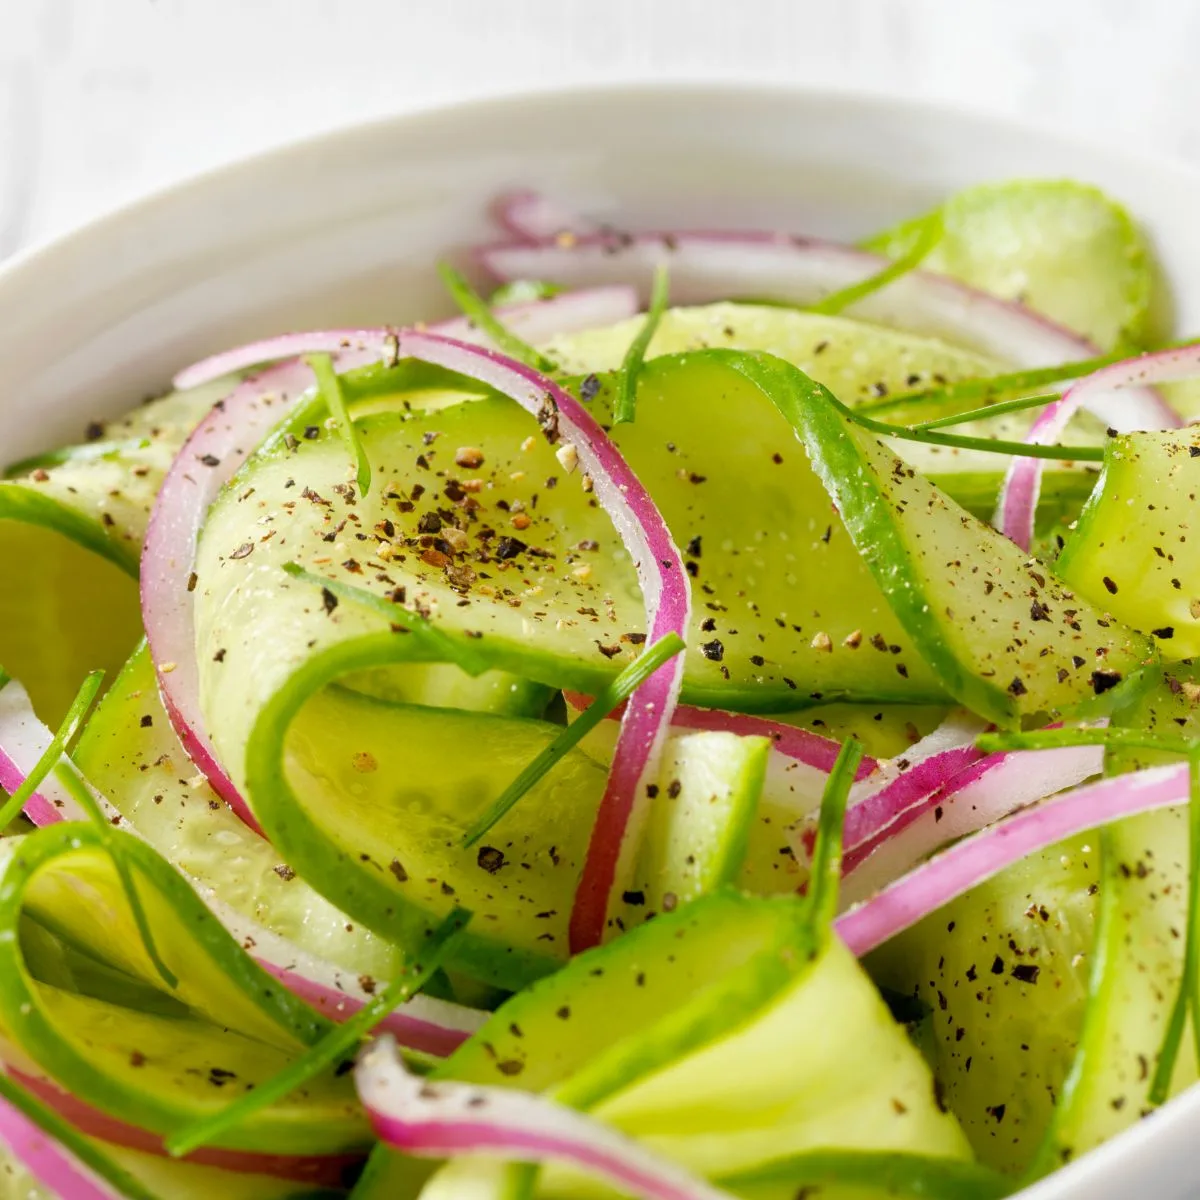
[73,642,403,982]
[868,835,1098,1174]
[1058,429,1200,660]
[621,731,770,924]
[440,891,812,1101]
[864,179,1158,350]
[575,938,969,1181]
[251,679,607,989]
[0,377,231,723]
[720,350,1155,726]
[0,824,367,1156]
[421,932,971,1199]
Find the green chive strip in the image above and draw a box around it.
[838,393,1104,463]
[280,562,487,676]
[719,1148,1010,1200]
[461,633,686,848]
[166,907,471,1158]
[1151,747,1200,1103]
[860,337,1200,419]
[0,670,105,831]
[613,265,670,425]
[53,759,178,991]
[977,727,1183,758]
[807,738,865,941]
[1024,825,1119,1181]
[306,353,371,497]
[0,1070,163,1200]
[911,392,1062,431]
[437,262,558,374]
[809,215,942,317]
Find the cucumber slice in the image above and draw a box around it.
[439,890,812,1101]
[73,642,403,982]
[251,681,608,989]
[421,935,971,1199]
[579,939,969,1181]
[868,836,1098,1174]
[0,377,232,724]
[0,824,366,1156]
[1057,428,1200,660]
[864,180,1157,350]
[713,350,1156,726]
[623,730,770,922]
[0,517,141,724]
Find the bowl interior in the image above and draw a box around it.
[1,82,1198,1198]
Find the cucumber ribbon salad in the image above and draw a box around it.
[5,179,1200,1199]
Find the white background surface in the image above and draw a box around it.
[2,0,1200,258]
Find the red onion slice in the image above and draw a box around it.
[357,1036,733,1200]
[997,344,1191,551]
[476,229,1176,427]
[0,675,483,1056]
[792,714,987,867]
[839,740,1103,904]
[0,1080,126,1200]
[142,346,382,831]
[8,1069,358,1186]
[171,288,637,391]
[492,191,602,242]
[836,760,1187,957]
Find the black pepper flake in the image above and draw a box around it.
[750,654,765,667]
[389,858,408,882]
[187,572,199,592]
[273,865,296,882]
[622,890,646,906]
[580,374,601,402]
[198,453,221,467]
[700,617,716,633]
[140,715,153,728]
[1102,576,1119,595]
[1011,963,1040,984]
[1030,599,1050,622]
[85,421,104,441]
[1190,445,1200,458]
[1153,627,1176,639]
[556,1005,571,1019]
[213,648,227,663]
[304,425,321,440]
[497,1060,524,1077]
[229,542,254,560]
[685,535,702,558]
[495,536,527,560]
[1007,677,1027,697]
[667,780,682,799]
[701,639,725,662]
[417,512,442,534]
[321,587,338,615]
[990,955,1005,975]
[1091,669,1122,695]
[477,846,507,874]
[986,1103,1007,1123]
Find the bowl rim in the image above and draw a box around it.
[6,76,1200,288]
[4,77,1200,1199]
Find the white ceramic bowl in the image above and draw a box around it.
[1,83,1197,1199]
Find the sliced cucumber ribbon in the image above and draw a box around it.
[0,667,486,1058]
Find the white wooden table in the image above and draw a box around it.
[2,0,1197,257]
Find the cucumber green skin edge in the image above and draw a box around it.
[0,823,353,1154]
[0,484,140,576]
[708,349,1153,729]
[717,1148,1012,1199]
[243,634,564,991]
